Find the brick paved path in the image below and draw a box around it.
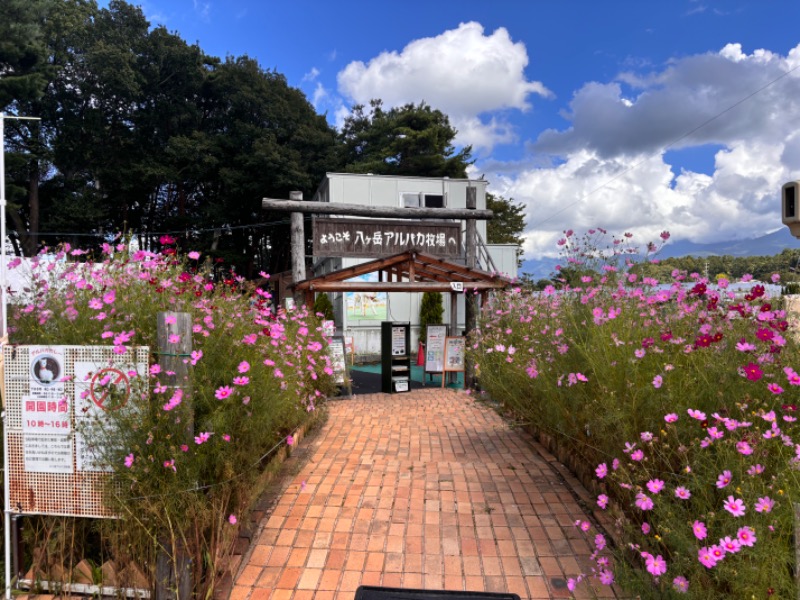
[230,389,615,600]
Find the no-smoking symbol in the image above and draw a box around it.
[90,368,131,411]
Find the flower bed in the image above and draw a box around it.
[9,240,336,595]
[469,230,800,598]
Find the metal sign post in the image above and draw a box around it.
[1,111,41,600]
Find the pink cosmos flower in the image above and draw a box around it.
[635,492,654,511]
[742,362,763,381]
[736,441,753,455]
[652,375,663,388]
[646,479,665,494]
[238,361,250,373]
[692,520,707,540]
[124,453,134,468]
[103,290,116,305]
[687,409,706,420]
[737,526,756,547]
[755,496,774,513]
[232,376,249,386]
[631,449,644,461]
[168,334,180,344]
[710,545,725,562]
[747,464,764,476]
[768,383,784,394]
[641,522,650,534]
[664,413,678,423]
[195,432,212,444]
[723,495,746,517]
[698,547,717,569]
[716,470,732,489]
[228,514,237,525]
[720,536,741,554]
[149,364,162,375]
[594,534,606,550]
[286,434,295,446]
[673,575,689,593]
[597,494,609,509]
[188,251,200,260]
[674,486,691,500]
[598,570,614,585]
[645,554,667,577]
[89,298,104,310]
[595,463,608,479]
[215,386,233,400]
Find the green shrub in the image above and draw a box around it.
[419,291,444,343]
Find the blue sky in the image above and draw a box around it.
[112,0,800,258]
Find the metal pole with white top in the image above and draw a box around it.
[0,112,40,600]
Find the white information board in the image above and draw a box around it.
[391,326,407,356]
[4,345,149,517]
[425,325,447,374]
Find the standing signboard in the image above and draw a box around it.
[424,325,447,375]
[328,336,348,386]
[4,345,148,518]
[442,337,465,388]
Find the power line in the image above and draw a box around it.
[11,217,313,239]
[530,60,800,229]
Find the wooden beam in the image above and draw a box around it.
[263,198,494,220]
[303,281,506,292]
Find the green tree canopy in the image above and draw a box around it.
[486,193,526,266]
[339,99,472,178]
[1,0,339,277]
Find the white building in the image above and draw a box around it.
[309,173,519,359]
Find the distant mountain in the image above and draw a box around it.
[658,228,799,259]
[521,228,800,280]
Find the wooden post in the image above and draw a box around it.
[464,186,477,390]
[449,292,458,386]
[290,190,306,308]
[156,312,192,600]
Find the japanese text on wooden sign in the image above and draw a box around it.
[313,218,461,258]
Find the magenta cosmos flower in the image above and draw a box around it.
[723,496,746,517]
[215,385,233,400]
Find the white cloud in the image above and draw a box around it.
[336,21,551,152]
[302,67,320,83]
[494,42,800,261]
[533,43,800,158]
[312,82,328,108]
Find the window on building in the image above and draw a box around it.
[400,193,446,208]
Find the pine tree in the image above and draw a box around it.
[418,291,444,344]
[313,292,334,321]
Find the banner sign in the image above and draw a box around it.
[313,218,461,258]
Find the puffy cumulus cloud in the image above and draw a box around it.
[487,140,792,260]
[336,22,551,152]
[502,42,800,261]
[534,43,800,158]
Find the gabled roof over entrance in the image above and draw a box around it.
[295,250,512,294]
